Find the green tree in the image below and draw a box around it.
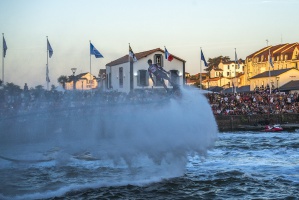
[30,85,45,99]
[57,75,68,89]
[50,84,56,91]
[205,56,230,72]
[4,82,22,96]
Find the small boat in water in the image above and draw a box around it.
[263,124,283,132]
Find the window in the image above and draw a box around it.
[155,76,164,87]
[153,54,165,86]
[119,67,123,88]
[108,73,112,89]
[154,54,163,67]
[137,70,149,86]
[227,72,229,76]
[170,70,179,86]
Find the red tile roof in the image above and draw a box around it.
[106,48,186,67]
[247,43,299,61]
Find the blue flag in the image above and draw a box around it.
[47,39,53,58]
[3,36,7,58]
[235,49,240,69]
[201,49,208,67]
[90,43,103,58]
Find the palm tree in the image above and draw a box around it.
[57,75,68,89]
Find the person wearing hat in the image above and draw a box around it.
[147,59,176,92]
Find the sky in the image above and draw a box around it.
[1,0,298,88]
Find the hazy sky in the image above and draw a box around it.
[1,0,298,88]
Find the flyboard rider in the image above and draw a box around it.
[147,59,177,92]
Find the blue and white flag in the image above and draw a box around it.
[47,39,53,58]
[129,44,137,62]
[200,49,208,67]
[3,36,7,58]
[90,43,103,58]
[269,55,274,68]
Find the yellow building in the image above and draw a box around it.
[249,68,299,91]
[65,72,98,90]
[245,43,299,86]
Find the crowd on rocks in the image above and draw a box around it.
[206,91,299,115]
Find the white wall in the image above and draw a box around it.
[106,51,184,93]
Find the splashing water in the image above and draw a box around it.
[0,87,218,199]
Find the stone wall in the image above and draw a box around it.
[215,114,299,132]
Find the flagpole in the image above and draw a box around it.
[46,36,49,90]
[2,33,4,83]
[266,40,271,95]
[234,48,237,94]
[200,47,202,90]
[89,40,92,92]
[269,48,271,94]
[128,43,130,63]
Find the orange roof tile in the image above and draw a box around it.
[106,48,186,67]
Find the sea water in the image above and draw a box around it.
[0,89,298,199]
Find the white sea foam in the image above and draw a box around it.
[0,87,218,199]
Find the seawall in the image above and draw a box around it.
[215,113,299,132]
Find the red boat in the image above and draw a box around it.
[263,124,283,132]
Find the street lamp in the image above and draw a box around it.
[71,68,77,90]
[276,76,280,91]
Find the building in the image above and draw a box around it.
[249,68,299,92]
[105,48,186,93]
[97,69,106,91]
[65,72,98,90]
[204,59,245,89]
[186,72,207,87]
[245,43,299,86]
[279,80,299,93]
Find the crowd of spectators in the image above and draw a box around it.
[0,87,175,118]
[1,84,299,118]
[206,91,299,115]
